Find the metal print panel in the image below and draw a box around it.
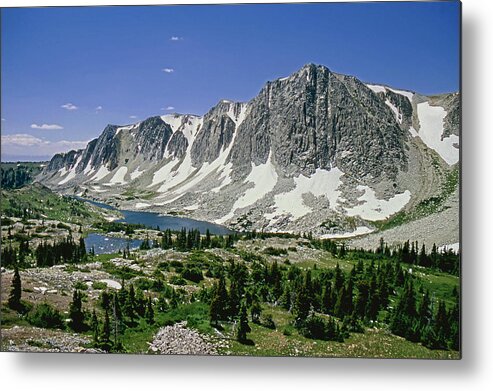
[0,1,461,358]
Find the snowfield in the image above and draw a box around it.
[216,152,278,223]
[108,166,128,185]
[416,101,459,165]
[91,165,111,181]
[266,167,344,220]
[345,186,411,221]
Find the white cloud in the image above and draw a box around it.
[1,133,89,157]
[30,123,64,130]
[96,106,103,111]
[162,68,175,73]
[1,118,5,121]
[61,103,78,110]
[170,36,183,41]
[162,106,175,111]
[129,115,138,119]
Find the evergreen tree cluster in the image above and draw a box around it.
[158,228,237,252]
[35,236,87,267]
[390,280,460,350]
[1,164,41,189]
[1,238,31,268]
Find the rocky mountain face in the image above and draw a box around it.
[37,64,460,242]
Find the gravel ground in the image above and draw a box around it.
[1,326,103,353]
[348,192,459,251]
[148,322,226,355]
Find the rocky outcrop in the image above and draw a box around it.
[148,322,221,355]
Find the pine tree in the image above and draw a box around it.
[69,290,86,332]
[236,301,251,342]
[91,309,99,342]
[8,266,22,311]
[250,296,262,323]
[102,309,111,343]
[433,300,450,349]
[145,297,155,324]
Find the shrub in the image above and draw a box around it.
[92,281,108,290]
[181,267,204,283]
[263,247,288,256]
[169,275,187,286]
[262,314,276,330]
[56,222,71,230]
[28,303,65,329]
[74,281,88,291]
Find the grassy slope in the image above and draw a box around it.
[1,183,109,224]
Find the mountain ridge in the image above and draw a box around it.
[37,63,460,245]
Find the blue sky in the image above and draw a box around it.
[1,1,460,161]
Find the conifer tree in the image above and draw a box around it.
[8,266,22,311]
[91,309,99,342]
[250,295,262,323]
[236,301,251,342]
[69,289,86,332]
[145,297,154,324]
[102,309,111,343]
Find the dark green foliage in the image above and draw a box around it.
[181,267,204,283]
[8,267,22,311]
[91,309,99,342]
[68,290,87,332]
[28,303,65,329]
[236,301,251,342]
[263,247,288,256]
[261,313,276,330]
[1,162,43,189]
[145,297,155,324]
[93,221,144,235]
[209,273,229,325]
[35,235,87,267]
[300,311,344,342]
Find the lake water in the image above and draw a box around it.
[78,197,232,255]
[85,233,143,255]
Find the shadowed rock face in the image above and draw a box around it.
[191,110,236,166]
[228,64,407,179]
[132,116,174,162]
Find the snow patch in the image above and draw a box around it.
[115,123,139,135]
[438,242,460,253]
[387,87,414,102]
[130,167,144,180]
[58,155,82,185]
[416,101,459,165]
[385,99,402,124]
[366,84,387,94]
[58,169,76,185]
[226,103,248,127]
[345,186,411,221]
[216,153,278,223]
[320,226,374,239]
[266,168,344,220]
[135,202,151,209]
[91,185,107,193]
[108,166,128,185]
[91,165,111,181]
[98,279,122,290]
[408,126,419,138]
